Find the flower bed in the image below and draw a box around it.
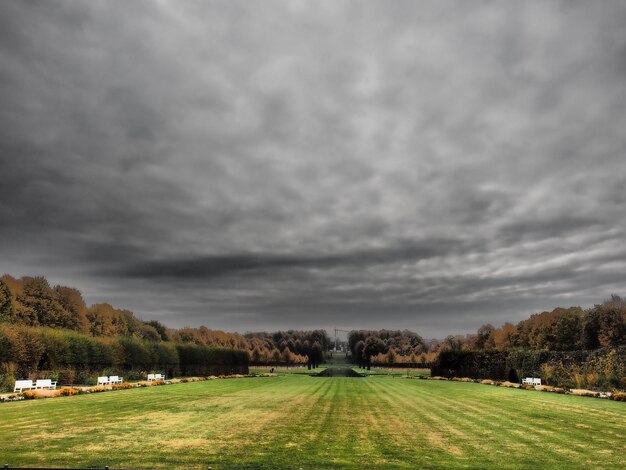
[0,372,273,404]
[403,374,624,402]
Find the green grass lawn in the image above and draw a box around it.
[1,374,625,469]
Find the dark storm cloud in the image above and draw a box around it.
[1,0,626,337]
[118,239,466,280]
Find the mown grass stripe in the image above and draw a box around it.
[1,375,625,469]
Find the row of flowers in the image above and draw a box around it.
[0,380,165,402]
[407,375,626,401]
[0,373,277,403]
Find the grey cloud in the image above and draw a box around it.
[498,216,605,245]
[115,238,467,280]
[1,0,625,337]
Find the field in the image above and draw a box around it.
[1,370,625,469]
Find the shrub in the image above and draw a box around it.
[20,390,39,399]
[55,387,78,397]
[123,369,148,381]
[90,386,106,393]
[3,394,23,402]
[58,369,78,385]
[111,382,132,390]
[571,389,600,397]
[0,361,17,392]
[83,376,98,386]
[612,392,626,402]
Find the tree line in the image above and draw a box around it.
[0,275,329,366]
[348,329,430,367]
[244,330,329,367]
[4,273,624,390]
[444,295,626,354]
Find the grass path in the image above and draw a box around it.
[1,374,625,469]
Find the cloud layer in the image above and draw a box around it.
[1,1,625,336]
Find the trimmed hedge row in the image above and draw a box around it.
[431,351,508,381]
[176,343,249,376]
[432,347,626,390]
[0,324,248,390]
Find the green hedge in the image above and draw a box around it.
[175,343,249,376]
[0,324,248,390]
[432,347,626,390]
[431,350,508,380]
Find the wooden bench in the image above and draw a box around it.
[109,376,123,384]
[14,380,35,393]
[35,379,57,390]
[97,376,109,386]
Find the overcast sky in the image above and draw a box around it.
[1,1,625,337]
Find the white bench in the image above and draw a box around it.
[522,377,541,386]
[97,375,123,385]
[14,380,35,392]
[35,379,57,390]
[147,373,165,381]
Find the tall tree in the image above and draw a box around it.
[0,279,14,322]
[145,320,169,341]
[492,323,517,350]
[54,286,89,332]
[552,310,584,350]
[596,296,626,348]
[354,340,365,366]
[471,324,496,350]
[362,336,386,363]
[19,277,68,328]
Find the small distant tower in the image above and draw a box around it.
[334,328,349,351]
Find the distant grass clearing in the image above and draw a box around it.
[1,372,625,469]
